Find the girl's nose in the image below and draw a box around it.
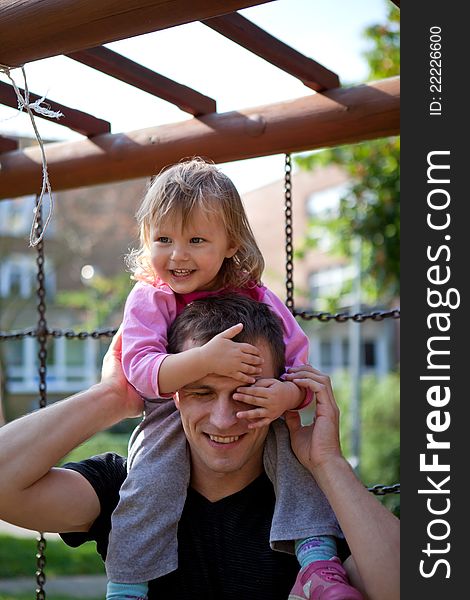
[171,244,189,261]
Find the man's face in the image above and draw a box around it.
[174,339,276,487]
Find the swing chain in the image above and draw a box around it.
[35,201,48,410]
[0,327,118,340]
[34,195,48,599]
[293,308,401,322]
[36,535,47,600]
[0,311,401,342]
[284,153,294,313]
[367,483,400,495]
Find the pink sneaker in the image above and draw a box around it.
[288,557,364,600]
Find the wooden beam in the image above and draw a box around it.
[0,136,18,153]
[0,81,111,137]
[0,1,273,67]
[202,12,339,91]
[67,47,216,116]
[0,77,399,200]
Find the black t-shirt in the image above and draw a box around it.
[61,452,348,600]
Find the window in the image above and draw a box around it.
[307,184,349,218]
[4,337,99,394]
[0,195,36,236]
[66,340,85,367]
[363,340,376,368]
[7,340,23,367]
[309,265,355,307]
[306,184,348,253]
[341,339,350,367]
[320,340,332,368]
[0,254,54,298]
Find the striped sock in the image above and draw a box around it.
[295,535,337,567]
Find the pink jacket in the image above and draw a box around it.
[122,280,312,407]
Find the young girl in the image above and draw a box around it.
[106,158,362,600]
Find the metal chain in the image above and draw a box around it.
[35,535,47,600]
[0,327,118,341]
[367,483,400,496]
[35,206,48,411]
[0,312,402,342]
[34,196,47,600]
[0,327,38,340]
[284,153,294,312]
[294,308,401,322]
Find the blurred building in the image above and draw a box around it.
[0,150,146,419]
[242,165,399,377]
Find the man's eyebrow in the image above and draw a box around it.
[180,383,213,391]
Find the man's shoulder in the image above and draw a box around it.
[63,452,127,498]
[60,453,127,559]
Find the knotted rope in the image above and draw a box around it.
[0,65,62,246]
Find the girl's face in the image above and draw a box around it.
[150,207,238,294]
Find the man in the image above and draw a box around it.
[0,296,399,600]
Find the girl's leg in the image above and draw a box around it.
[105,401,190,583]
[263,419,343,551]
[264,420,363,600]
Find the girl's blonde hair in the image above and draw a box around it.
[127,157,264,289]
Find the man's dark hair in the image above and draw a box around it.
[167,294,286,377]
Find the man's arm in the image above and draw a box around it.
[285,366,400,600]
[0,330,143,534]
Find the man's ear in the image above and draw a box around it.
[173,392,180,410]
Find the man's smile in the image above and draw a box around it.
[208,434,241,444]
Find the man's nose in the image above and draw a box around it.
[209,397,239,431]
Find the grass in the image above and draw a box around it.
[0,535,105,579]
[59,431,131,466]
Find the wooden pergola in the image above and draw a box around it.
[0,0,400,200]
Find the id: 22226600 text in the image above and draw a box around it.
[429,26,443,116]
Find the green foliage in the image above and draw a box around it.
[363,4,400,80]
[58,431,131,466]
[0,534,104,578]
[295,3,400,306]
[333,371,400,514]
[56,272,132,330]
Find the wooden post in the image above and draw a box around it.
[0,77,400,199]
[0,0,272,67]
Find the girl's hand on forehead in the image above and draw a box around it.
[200,323,264,384]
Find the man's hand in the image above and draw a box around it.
[101,327,143,419]
[200,323,263,384]
[284,365,342,474]
[233,379,302,429]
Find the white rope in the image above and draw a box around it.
[0,65,63,246]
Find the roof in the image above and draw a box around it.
[0,0,400,199]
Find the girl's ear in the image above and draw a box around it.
[225,244,239,259]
